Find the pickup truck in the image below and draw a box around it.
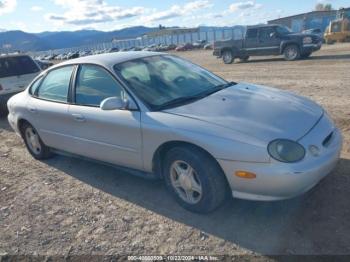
[213,24,323,64]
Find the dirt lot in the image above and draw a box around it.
[1,43,350,257]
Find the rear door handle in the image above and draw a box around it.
[72,114,86,122]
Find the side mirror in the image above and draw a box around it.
[270,32,277,38]
[100,97,127,111]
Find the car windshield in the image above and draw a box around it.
[276,26,292,35]
[114,55,232,110]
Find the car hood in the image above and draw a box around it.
[163,83,323,143]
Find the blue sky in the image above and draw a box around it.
[0,0,349,32]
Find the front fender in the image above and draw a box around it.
[141,112,270,172]
[280,40,301,54]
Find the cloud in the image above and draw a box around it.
[47,0,145,26]
[184,0,212,11]
[141,0,212,23]
[0,0,16,15]
[31,6,43,12]
[229,1,260,12]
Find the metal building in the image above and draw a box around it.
[268,7,350,32]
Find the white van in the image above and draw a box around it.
[0,54,41,112]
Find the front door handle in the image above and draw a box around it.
[72,114,86,122]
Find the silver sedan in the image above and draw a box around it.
[7,52,342,213]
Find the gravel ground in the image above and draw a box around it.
[0,43,350,258]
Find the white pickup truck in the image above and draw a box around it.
[0,54,41,112]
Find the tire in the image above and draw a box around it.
[283,45,300,61]
[222,50,234,64]
[239,56,249,62]
[301,52,312,59]
[21,122,53,160]
[163,146,229,213]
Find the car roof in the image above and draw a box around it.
[54,51,164,70]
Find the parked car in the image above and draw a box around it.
[67,52,79,59]
[55,54,64,60]
[0,54,41,112]
[35,59,54,70]
[167,44,177,51]
[193,39,207,49]
[108,47,119,53]
[175,43,194,51]
[213,24,323,64]
[7,52,342,213]
[143,44,161,52]
[203,43,213,50]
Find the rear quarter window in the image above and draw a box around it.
[0,56,40,78]
[29,76,43,95]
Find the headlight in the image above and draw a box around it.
[268,139,305,163]
[303,37,313,44]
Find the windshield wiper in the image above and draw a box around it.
[155,81,236,111]
[211,81,236,92]
[154,95,201,110]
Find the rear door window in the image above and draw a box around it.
[36,66,74,102]
[0,56,40,78]
[246,29,258,39]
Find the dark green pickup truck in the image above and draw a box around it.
[213,24,323,64]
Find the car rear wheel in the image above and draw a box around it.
[222,50,234,64]
[163,146,229,213]
[283,45,300,61]
[21,122,53,160]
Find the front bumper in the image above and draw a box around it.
[302,41,322,53]
[7,111,20,134]
[218,115,342,201]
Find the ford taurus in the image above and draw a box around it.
[7,52,342,213]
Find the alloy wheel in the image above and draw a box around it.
[170,160,203,204]
[25,127,42,155]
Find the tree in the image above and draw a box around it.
[324,4,333,11]
[315,3,333,11]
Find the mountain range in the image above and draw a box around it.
[0,26,157,52]
[0,25,244,52]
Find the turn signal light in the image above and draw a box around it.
[235,171,256,179]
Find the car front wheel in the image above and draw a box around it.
[222,50,234,64]
[283,45,300,61]
[21,122,53,160]
[163,146,229,213]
